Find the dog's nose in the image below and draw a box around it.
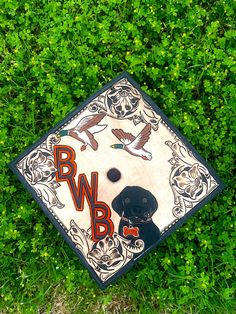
[132,205,142,214]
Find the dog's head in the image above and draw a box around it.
[112,186,158,224]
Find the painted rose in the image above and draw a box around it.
[88,236,124,270]
[174,163,204,199]
[25,150,56,184]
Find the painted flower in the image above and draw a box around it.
[107,84,140,118]
[26,150,56,184]
[87,236,124,270]
[174,163,203,199]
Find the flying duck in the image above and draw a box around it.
[111,123,152,160]
[58,114,107,151]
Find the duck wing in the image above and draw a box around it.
[75,114,106,132]
[112,129,135,145]
[130,123,151,149]
[85,130,98,150]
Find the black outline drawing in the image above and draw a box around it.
[165,140,217,218]
[17,134,64,211]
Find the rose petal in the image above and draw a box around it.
[195,177,201,188]
[42,170,51,177]
[31,170,42,184]
[49,166,57,173]
[38,160,56,177]
[98,240,105,253]
[45,159,55,169]
[175,172,191,188]
[109,248,122,260]
[185,185,191,195]
[88,248,102,260]
[185,185,197,199]
[189,164,200,179]
[105,236,114,249]
[35,151,46,164]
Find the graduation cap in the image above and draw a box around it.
[10,72,224,289]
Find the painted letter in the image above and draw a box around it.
[54,145,114,241]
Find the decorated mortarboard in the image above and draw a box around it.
[10,72,224,289]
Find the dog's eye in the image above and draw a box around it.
[124,197,131,204]
[142,197,148,204]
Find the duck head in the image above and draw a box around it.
[111,144,124,149]
[58,130,69,137]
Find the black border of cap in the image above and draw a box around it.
[9,72,225,289]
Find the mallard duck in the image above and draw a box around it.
[58,114,107,151]
[111,123,152,160]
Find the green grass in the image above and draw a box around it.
[1,0,236,313]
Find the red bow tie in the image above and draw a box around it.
[123,226,139,237]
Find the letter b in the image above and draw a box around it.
[54,145,77,180]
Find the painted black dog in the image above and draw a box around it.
[112,186,161,249]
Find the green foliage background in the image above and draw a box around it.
[0,0,235,313]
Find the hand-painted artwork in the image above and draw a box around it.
[111,123,152,160]
[58,114,107,151]
[10,72,224,289]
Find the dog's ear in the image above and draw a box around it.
[112,191,123,216]
[112,187,130,216]
[148,191,158,217]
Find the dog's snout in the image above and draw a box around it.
[132,205,142,214]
